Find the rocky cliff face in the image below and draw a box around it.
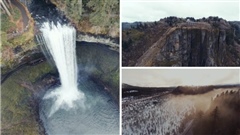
[122,17,240,66]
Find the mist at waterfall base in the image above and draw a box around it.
[40,22,119,134]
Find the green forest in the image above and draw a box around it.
[50,0,119,35]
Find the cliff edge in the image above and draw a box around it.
[122,17,240,66]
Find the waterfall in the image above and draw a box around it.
[41,22,85,117]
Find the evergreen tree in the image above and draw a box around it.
[211,106,220,134]
[87,0,119,27]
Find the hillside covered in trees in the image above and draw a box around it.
[50,0,119,37]
[193,90,240,135]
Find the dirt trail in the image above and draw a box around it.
[135,27,177,66]
[11,0,29,28]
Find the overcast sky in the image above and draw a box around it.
[121,0,240,22]
[122,69,240,87]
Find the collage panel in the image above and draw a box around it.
[1,0,119,134]
[121,0,240,67]
[122,69,240,135]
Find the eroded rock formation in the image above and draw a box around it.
[122,17,240,66]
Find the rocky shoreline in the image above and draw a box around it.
[28,73,59,135]
[1,51,46,83]
[77,32,119,51]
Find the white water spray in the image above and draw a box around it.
[41,22,85,117]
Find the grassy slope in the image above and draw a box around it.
[1,62,52,134]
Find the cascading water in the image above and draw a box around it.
[41,22,85,117]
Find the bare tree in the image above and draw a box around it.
[0,0,11,16]
[78,0,82,16]
[6,0,12,10]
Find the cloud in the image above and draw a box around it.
[122,1,239,22]
[122,69,240,87]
